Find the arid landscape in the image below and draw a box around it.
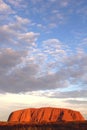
[0,0,87,130]
[0,107,87,130]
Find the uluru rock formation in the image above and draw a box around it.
[8,107,85,123]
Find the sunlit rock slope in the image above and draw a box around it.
[8,107,85,122]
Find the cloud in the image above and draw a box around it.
[59,0,70,7]
[15,15,29,24]
[66,99,87,105]
[8,15,30,31]
[0,37,87,93]
[18,32,40,45]
[50,0,70,6]
[80,37,87,48]
[0,0,14,14]
[0,48,28,91]
[5,0,26,8]
[0,48,27,74]
[0,15,39,47]
[43,89,87,98]
[19,0,67,29]
[0,24,17,45]
[0,38,66,92]
[0,0,15,25]
[0,48,40,92]
[42,39,67,58]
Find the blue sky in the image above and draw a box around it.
[0,0,87,120]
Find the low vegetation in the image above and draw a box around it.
[0,121,87,130]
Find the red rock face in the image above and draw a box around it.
[8,107,85,123]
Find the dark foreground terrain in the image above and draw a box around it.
[0,121,87,130]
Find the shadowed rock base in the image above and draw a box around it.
[0,121,87,130]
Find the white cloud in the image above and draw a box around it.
[0,0,15,14]
[15,15,30,25]
[18,32,40,45]
[0,15,39,47]
[42,39,67,62]
[6,15,30,32]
